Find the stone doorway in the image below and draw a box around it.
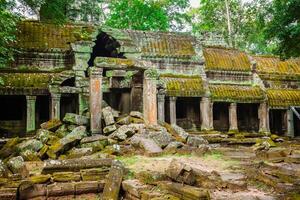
[237,103,259,132]
[269,109,286,136]
[213,102,229,132]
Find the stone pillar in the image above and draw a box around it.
[259,102,270,133]
[51,93,61,120]
[287,109,294,137]
[169,97,177,125]
[200,97,213,130]
[157,90,165,122]
[229,103,238,132]
[89,68,103,134]
[26,96,36,132]
[209,101,214,130]
[143,70,158,125]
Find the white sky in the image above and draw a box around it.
[190,0,200,8]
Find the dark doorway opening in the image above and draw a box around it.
[103,89,131,114]
[61,77,75,87]
[60,94,79,119]
[237,103,259,132]
[269,109,286,136]
[176,97,200,130]
[0,95,26,136]
[294,108,300,137]
[36,96,50,127]
[213,102,229,132]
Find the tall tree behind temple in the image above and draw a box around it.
[105,0,190,31]
[265,0,300,58]
[0,0,18,68]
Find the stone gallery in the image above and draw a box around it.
[0,20,299,137]
[0,20,299,199]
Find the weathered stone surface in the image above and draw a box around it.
[0,160,9,177]
[171,125,189,141]
[0,188,17,200]
[47,182,75,197]
[42,158,113,174]
[75,181,104,195]
[19,183,47,199]
[53,172,81,182]
[7,156,28,177]
[166,159,196,185]
[29,174,51,184]
[159,181,210,200]
[66,147,93,159]
[37,129,54,144]
[131,135,162,156]
[103,124,117,135]
[20,150,41,161]
[80,135,108,144]
[0,137,20,158]
[164,142,184,152]
[130,111,143,119]
[16,139,43,152]
[187,135,208,147]
[110,125,135,141]
[63,113,89,125]
[55,125,69,138]
[102,160,124,200]
[80,168,109,181]
[40,119,62,131]
[81,140,108,151]
[103,106,115,126]
[122,179,152,198]
[147,130,174,148]
[47,126,87,158]
[136,170,168,185]
[117,116,130,125]
[128,123,145,133]
[38,144,49,158]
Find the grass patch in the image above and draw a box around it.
[116,155,141,166]
[203,151,224,160]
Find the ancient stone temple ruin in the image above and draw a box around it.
[0,20,299,137]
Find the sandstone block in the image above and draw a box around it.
[102,107,115,126]
[63,113,89,125]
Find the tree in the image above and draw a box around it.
[0,0,18,67]
[105,0,190,31]
[265,0,300,58]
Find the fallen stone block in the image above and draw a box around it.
[0,137,20,158]
[52,172,81,182]
[136,170,168,185]
[171,124,189,142]
[47,182,75,197]
[66,147,93,159]
[19,183,47,200]
[131,135,162,156]
[130,111,143,119]
[29,174,51,184]
[0,188,17,200]
[38,144,49,158]
[116,115,130,125]
[75,181,105,195]
[166,159,196,186]
[80,140,108,152]
[42,158,113,174]
[80,135,108,144]
[16,139,43,152]
[109,125,135,141]
[187,135,208,147]
[122,179,152,198]
[164,142,184,153]
[40,119,62,131]
[37,129,54,144]
[80,168,109,181]
[63,113,89,125]
[55,124,69,138]
[20,150,41,161]
[147,130,174,148]
[7,156,28,177]
[103,124,117,135]
[159,181,210,200]
[102,160,124,200]
[103,106,115,126]
[0,160,10,178]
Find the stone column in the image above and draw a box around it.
[157,90,166,122]
[229,103,238,132]
[26,96,36,132]
[169,97,177,125]
[50,93,61,120]
[287,109,294,137]
[89,68,103,134]
[259,102,270,133]
[200,97,213,130]
[143,70,158,125]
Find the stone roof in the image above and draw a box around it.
[203,46,251,72]
[160,74,205,97]
[253,56,300,80]
[267,89,300,108]
[209,84,265,103]
[99,27,197,60]
[16,20,95,51]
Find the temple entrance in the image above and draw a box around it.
[213,102,229,132]
[0,95,26,136]
[269,109,286,135]
[176,97,200,130]
[60,94,79,119]
[294,108,300,137]
[104,89,131,114]
[237,103,259,132]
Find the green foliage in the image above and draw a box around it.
[264,0,300,58]
[0,0,18,67]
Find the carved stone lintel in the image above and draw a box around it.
[89,68,103,78]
